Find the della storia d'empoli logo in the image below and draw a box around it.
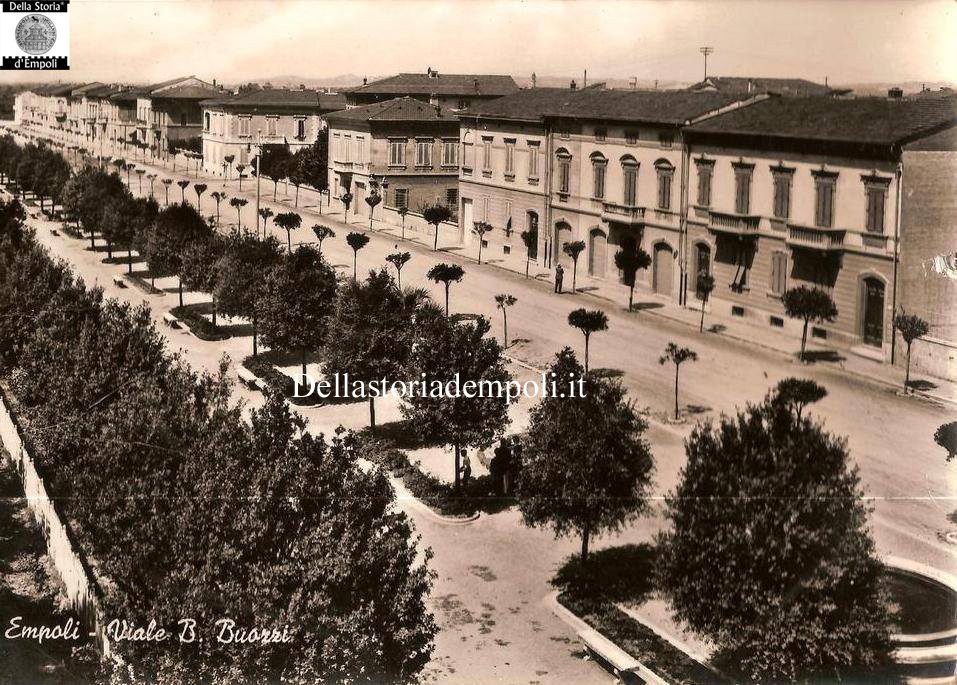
[15,14,57,56]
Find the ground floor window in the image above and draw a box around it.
[393,188,409,209]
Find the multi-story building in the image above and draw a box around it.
[326,96,460,224]
[897,125,957,380]
[346,68,518,111]
[683,94,957,363]
[129,76,221,155]
[200,88,346,176]
[457,87,764,284]
[687,76,847,98]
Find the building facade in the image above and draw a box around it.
[346,68,518,111]
[201,89,346,176]
[326,97,460,224]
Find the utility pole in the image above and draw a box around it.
[699,47,714,80]
[255,129,262,238]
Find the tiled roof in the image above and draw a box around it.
[351,72,519,98]
[70,82,106,96]
[83,84,125,99]
[688,76,836,97]
[151,84,222,100]
[904,125,957,151]
[462,88,752,125]
[37,83,77,96]
[688,95,957,146]
[325,97,457,124]
[203,88,347,112]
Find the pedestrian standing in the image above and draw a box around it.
[555,263,565,293]
[459,448,472,489]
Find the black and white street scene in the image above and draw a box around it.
[0,1,955,683]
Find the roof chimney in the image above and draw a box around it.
[888,87,903,99]
[570,79,577,90]
[363,76,367,85]
[473,78,479,92]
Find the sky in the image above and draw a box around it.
[3,0,955,87]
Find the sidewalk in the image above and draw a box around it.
[26,127,956,406]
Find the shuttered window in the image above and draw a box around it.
[814,178,835,228]
[865,186,886,233]
[657,169,672,209]
[696,164,712,206]
[770,251,788,296]
[734,168,752,214]
[623,166,637,205]
[772,173,792,219]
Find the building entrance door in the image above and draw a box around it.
[654,243,673,296]
[461,198,473,244]
[862,277,885,347]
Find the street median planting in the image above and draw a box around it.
[241,354,323,406]
[170,305,229,341]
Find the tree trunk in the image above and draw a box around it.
[572,260,578,293]
[801,320,809,361]
[212,301,217,330]
[295,186,299,208]
[444,285,450,317]
[127,247,133,275]
[236,209,241,229]
[454,443,461,489]
[369,397,376,433]
[905,344,912,390]
[89,226,95,250]
[580,524,590,564]
[286,231,291,255]
[503,310,508,348]
[699,296,707,332]
[353,251,358,282]
[525,257,530,278]
[584,334,590,373]
[301,349,307,378]
[674,365,680,420]
[433,225,439,251]
[273,181,277,201]
[107,240,113,260]
[178,279,184,308]
[397,269,402,290]
[629,285,635,312]
[478,242,483,265]
[252,312,258,356]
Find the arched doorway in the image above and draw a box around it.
[693,242,711,300]
[588,228,607,278]
[526,211,539,260]
[554,221,572,267]
[861,276,885,347]
[653,243,674,296]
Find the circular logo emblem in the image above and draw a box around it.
[15,15,57,56]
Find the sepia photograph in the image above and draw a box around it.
[0,1,954,683]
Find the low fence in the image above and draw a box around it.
[0,385,113,657]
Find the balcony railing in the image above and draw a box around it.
[708,210,761,237]
[786,224,845,251]
[601,201,645,224]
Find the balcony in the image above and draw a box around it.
[786,224,845,251]
[707,210,761,237]
[600,201,646,225]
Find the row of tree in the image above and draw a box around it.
[0,135,71,213]
[0,198,435,683]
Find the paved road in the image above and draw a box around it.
[9,135,957,683]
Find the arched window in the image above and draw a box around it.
[655,159,675,210]
[621,155,638,206]
[556,148,572,194]
[590,152,607,199]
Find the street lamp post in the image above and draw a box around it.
[255,129,262,237]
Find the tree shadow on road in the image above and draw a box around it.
[552,543,658,605]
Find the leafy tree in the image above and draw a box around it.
[258,206,274,237]
[365,190,382,229]
[893,312,930,390]
[494,293,517,347]
[258,245,338,374]
[229,196,248,230]
[657,389,894,681]
[346,231,369,281]
[696,273,715,332]
[100,195,157,272]
[209,191,227,224]
[386,251,411,289]
[61,166,127,250]
[935,422,957,462]
[214,230,283,354]
[236,163,247,190]
[176,179,190,205]
[659,342,698,421]
[258,143,293,200]
[148,202,212,306]
[783,286,838,362]
[403,314,511,488]
[473,220,493,264]
[161,177,172,205]
[614,247,651,312]
[223,153,235,180]
[291,138,327,193]
[563,240,586,292]
[520,228,537,278]
[324,270,430,430]
[179,232,225,327]
[146,173,157,199]
[274,211,302,254]
[193,182,207,210]
[422,203,453,251]
[427,262,464,316]
[518,347,654,562]
[312,224,335,257]
[773,377,827,420]
[567,308,608,372]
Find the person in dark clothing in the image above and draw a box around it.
[459,448,472,489]
[554,263,565,293]
[490,440,507,495]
